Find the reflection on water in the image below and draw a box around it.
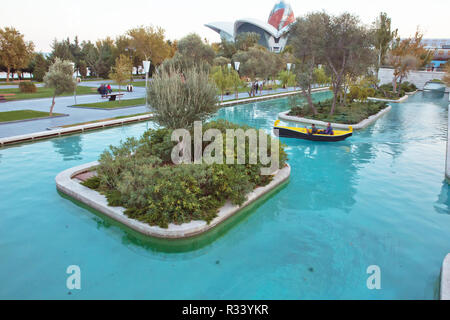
[435,181,450,215]
[52,136,83,161]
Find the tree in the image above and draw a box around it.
[373,12,397,79]
[30,53,49,82]
[127,26,172,68]
[278,70,296,89]
[176,33,216,65]
[229,69,244,100]
[211,66,232,102]
[162,34,216,73]
[44,59,76,116]
[95,38,115,78]
[213,56,231,67]
[109,54,132,100]
[323,13,374,114]
[386,30,432,94]
[81,41,99,77]
[233,46,283,83]
[235,32,261,51]
[290,13,328,114]
[148,66,218,129]
[0,27,34,82]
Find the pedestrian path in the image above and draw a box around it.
[0,80,313,138]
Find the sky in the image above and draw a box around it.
[1,0,449,52]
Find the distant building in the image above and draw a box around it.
[205,0,295,53]
[421,39,450,69]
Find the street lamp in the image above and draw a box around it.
[143,60,151,109]
[234,61,240,72]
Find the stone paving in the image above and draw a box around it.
[0,80,302,138]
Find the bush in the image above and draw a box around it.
[19,82,37,93]
[88,120,288,229]
[148,66,219,129]
[289,99,388,124]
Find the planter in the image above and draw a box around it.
[278,105,392,130]
[56,162,291,239]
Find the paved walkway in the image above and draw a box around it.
[0,80,307,138]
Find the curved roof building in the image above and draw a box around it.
[205,1,296,53]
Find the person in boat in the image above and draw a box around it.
[324,123,334,135]
[307,124,319,135]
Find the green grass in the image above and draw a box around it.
[0,86,115,101]
[113,81,146,87]
[73,98,145,109]
[0,110,65,123]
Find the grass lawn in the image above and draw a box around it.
[288,99,388,124]
[113,81,146,87]
[0,110,65,123]
[73,98,145,109]
[0,86,115,101]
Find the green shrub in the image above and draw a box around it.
[93,121,287,229]
[81,176,100,189]
[19,82,37,93]
[289,99,388,124]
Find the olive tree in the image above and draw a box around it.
[44,58,76,116]
[148,66,218,129]
[290,12,328,114]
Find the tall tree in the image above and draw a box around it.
[127,26,172,68]
[0,27,34,82]
[44,59,76,116]
[386,30,432,94]
[290,12,329,114]
[323,13,374,114]
[30,53,49,82]
[373,12,397,79]
[211,66,232,102]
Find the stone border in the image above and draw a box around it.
[441,254,450,300]
[68,103,144,111]
[278,105,392,130]
[220,87,329,107]
[56,162,291,239]
[0,113,69,125]
[0,114,152,147]
[367,95,409,103]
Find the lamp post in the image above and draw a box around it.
[234,61,240,72]
[70,62,77,104]
[143,60,151,110]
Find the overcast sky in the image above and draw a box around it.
[1,0,449,52]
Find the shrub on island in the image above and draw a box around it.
[82,120,288,229]
[288,98,388,124]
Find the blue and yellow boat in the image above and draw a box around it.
[274,120,353,142]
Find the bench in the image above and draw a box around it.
[105,93,124,101]
[0,93,16,102]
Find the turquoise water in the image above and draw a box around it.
[1,91,449,299]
